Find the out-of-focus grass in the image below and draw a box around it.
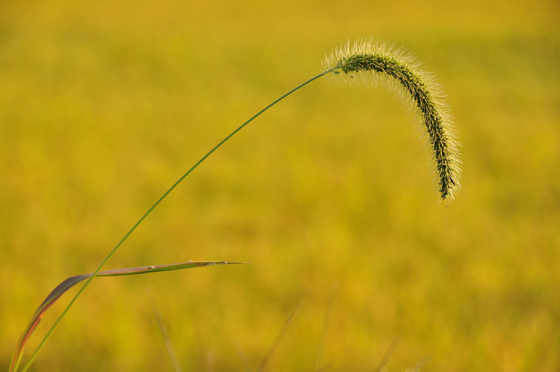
[1,0,559,371]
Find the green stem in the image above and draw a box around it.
[19,69,334,372]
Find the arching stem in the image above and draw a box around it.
[18,69,336,372]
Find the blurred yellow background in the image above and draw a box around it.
[1,0,559,370]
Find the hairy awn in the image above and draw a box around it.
[324,39,461,201]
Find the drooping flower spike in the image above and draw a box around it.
[323,39,461,202]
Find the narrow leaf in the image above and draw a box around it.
[257,299,305,372]
[10,261,246,372]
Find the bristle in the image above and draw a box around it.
[323,39,461,201]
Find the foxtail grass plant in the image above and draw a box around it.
[11,38,461,372]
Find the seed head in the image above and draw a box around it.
[323,39,461,202]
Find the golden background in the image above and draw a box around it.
[1,0,559,370]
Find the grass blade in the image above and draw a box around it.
[256,299,305,372]
[147,288,184,372]
[9,261,247,372]
[315,284,338,371]
[230,335,254,372]
[373,337,400,372]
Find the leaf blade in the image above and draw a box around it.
[10,260,247,372]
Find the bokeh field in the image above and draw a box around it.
[1,0,559,370]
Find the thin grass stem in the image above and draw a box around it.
[18,70,331,372]
[256,300,305,372]
[373,337,400,372]
[314,283,338,371]
[146,288,184,372]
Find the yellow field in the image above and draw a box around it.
[1,0,559,370]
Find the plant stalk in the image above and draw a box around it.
[17,69,335,372]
